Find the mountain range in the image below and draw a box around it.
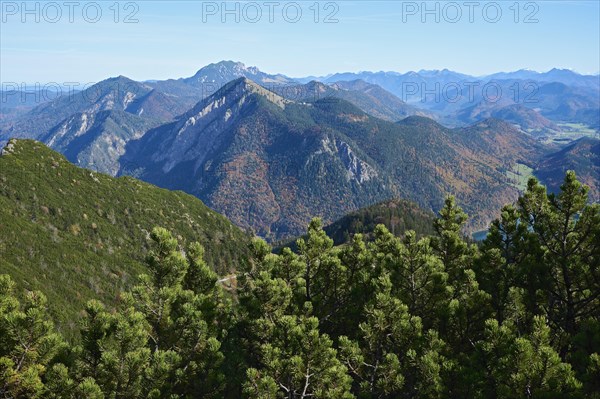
[317,68,600,129]
[1,61,598,240]
[119,78,554,238]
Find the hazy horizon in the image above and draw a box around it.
[2,1,599,83]
[3,61,599,87]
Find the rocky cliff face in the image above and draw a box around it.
[39,110,157,175]
[150,78,289,175]
[1,76,196,176]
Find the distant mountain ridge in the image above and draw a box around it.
[304,67,598,90]
[272,80,432,122]
[483,68,600,88]
[306,67,599,128]
[535,137,600,201]
[2,61,597,146]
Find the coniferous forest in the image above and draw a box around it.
[1,171,599,399]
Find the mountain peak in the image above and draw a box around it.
[221,77,288,106]
[104,75,139,85]
[94,76,151,95]
[185,61,249,84]
[204,60,247,72]
[547,67,578,76]
[178,77,288,131]
[184,61,295,87]
[304,80,333,92]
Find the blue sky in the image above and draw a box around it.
[1,0,599,83]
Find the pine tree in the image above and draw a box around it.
[476,204,539,326]
[244,315,353,399]
[68,228,225,398]
[518,172,600,351]
[296,218,335,305]
[239,226,354,398]
[94,305,153,398]
[227,237,298,398]
[44,363,104,399]
[585,353,600,398]
[339,275,448,399]
[430,199,491,351]
[125,227,225,397]
[296,219,371,337]
[474,316,581,398]
[0,275,66,399]
[334,233,377,337]
[76,300,113,382]
[381,229,449,328]
[431,196,471,279]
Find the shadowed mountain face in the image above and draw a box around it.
[535,137,600,201]
[119,78,551,240]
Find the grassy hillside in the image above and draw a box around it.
[0,139,250,334]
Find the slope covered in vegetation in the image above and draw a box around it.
[0,139,249,334]
[323,198,436,245]
[1,170,599,398]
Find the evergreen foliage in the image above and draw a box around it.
[0,139,250,335]
[1,171,599,398]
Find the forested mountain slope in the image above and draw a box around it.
[0,139,250,333]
